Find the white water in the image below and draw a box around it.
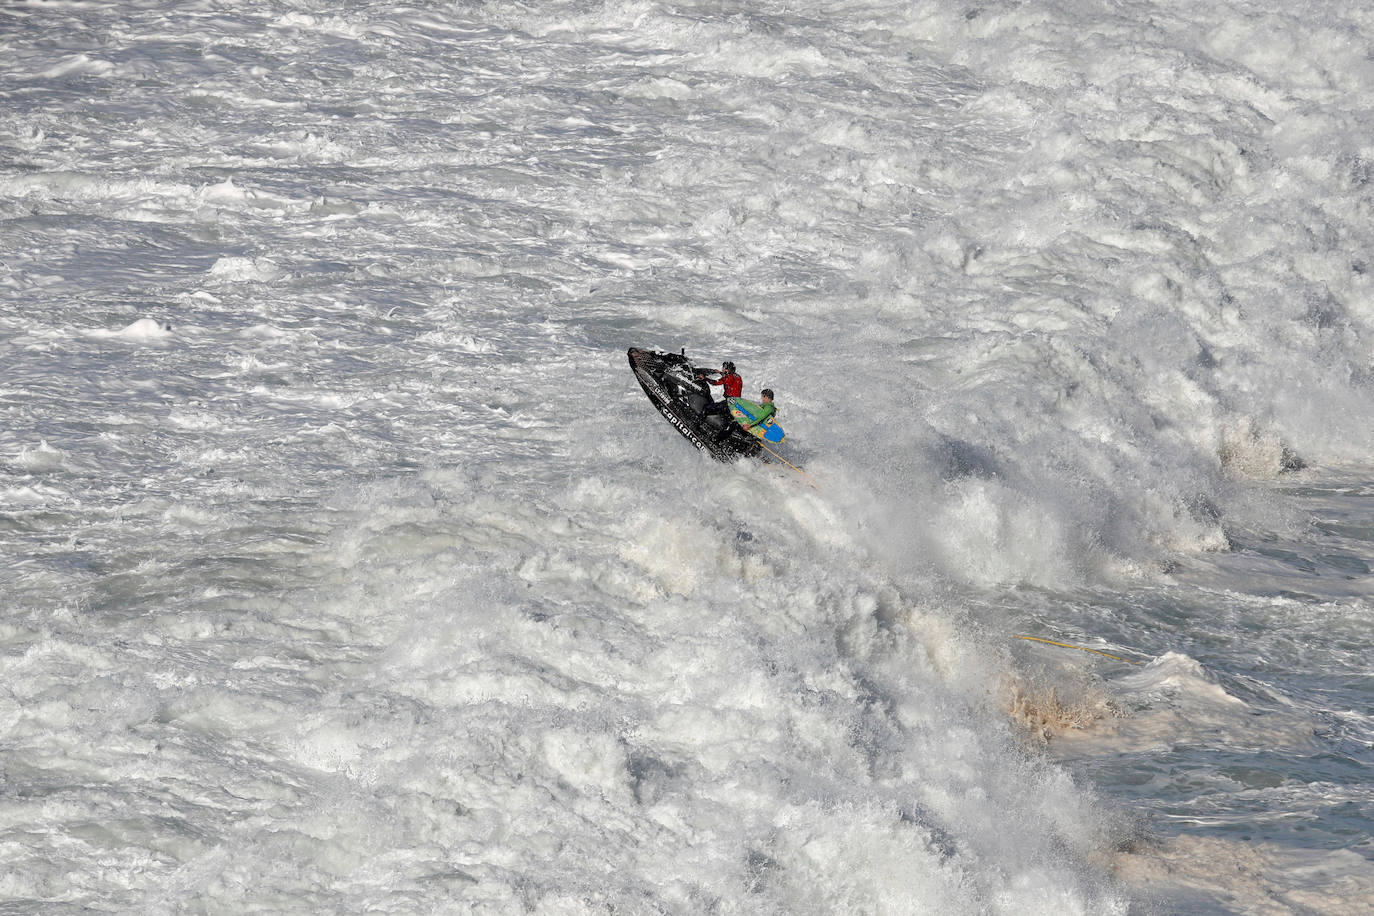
[2,0,1372,912]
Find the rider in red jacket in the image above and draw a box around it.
[706,361,742,399]
[699,360,742,421]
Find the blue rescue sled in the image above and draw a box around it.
[727,398,785,443]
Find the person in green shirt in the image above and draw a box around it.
[715,388,777,441]
[742,389,776,430]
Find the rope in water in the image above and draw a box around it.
[756,440,820,490]
[1013,634,1143,664]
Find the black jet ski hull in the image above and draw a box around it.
[628,347,763,462]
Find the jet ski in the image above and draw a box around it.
[627,347,765,462]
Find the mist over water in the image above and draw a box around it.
[2,0,1372,912]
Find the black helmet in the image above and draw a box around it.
[722,360,735,372]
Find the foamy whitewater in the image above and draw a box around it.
[2,0,1371,912]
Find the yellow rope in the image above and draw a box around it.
[756,440,820,490]
[1014,634,1142,664]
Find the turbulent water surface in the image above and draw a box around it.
[2,0,1373,912]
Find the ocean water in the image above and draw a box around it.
[1,0,1371,912]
